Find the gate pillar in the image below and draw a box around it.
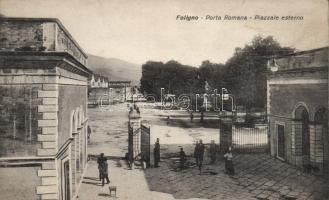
[291,120,303,166]
[219,111,234,153]
[128,109,141,166]
[309,124,324,173]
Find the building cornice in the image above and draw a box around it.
[0,51,92,77]
[267,66,328,79]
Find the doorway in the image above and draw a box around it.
[62,159,71,200]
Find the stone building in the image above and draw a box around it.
[108,80,131,102]
[267,47,328,177]
[88,74,109,89]
[0,17,92,200]
[88,74,110,105]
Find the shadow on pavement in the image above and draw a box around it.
[82,181,102,186]
[98,193,119,198]
[84,176,99,181]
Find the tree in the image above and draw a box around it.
[140,35,294,110]
[140,60,202,101]
[223,35,294,110]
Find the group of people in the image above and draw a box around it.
[97,153,110,186]
[153,138,234,175]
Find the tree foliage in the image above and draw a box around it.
[140,60,203,100]
[221,36,294,110]
[140,36,294,110]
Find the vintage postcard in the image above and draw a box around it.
[0,0,328,199]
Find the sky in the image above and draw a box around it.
[0,0,328,66]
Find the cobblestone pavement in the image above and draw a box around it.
[82,104,329,200]
[144,154,329,200]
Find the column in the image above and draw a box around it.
[310,124,324,172]
[219,111,234,153]
[128,111,141,166]
[291,120,303,166]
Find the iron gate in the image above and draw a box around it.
[141,124,151,167]
[232,125,269,153]
[128,122,151,167]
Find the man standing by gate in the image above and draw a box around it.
[194,141,200,166]
[197,140,205,173]
[154,138,160,168]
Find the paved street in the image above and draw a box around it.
[78,103,329,200]
[144,154,329,200]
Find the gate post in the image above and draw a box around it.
[128,107,141,168]
[219,111,234,154]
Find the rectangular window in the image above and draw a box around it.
[0,86,41,157]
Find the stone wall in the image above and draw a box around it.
[0,166,42,200]
[269,84,328,119]
[0,18,87,65]
[58,84,87,149]
[0,21,44,51]
[268,82,328,168]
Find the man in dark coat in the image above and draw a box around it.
[179,147,186,171]
[198,140,205,172]
[97,153,106,180]
[87,125,91,139]
[209,140,217,164]
[154,138,160,167]
[100,160,110,186]
[194,141,200,166]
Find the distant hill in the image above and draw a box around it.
[87,54,141,85]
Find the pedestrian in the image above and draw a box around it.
[97,153,106,180]
[200,109,204,123]
[100,160,110,186]
[198,140,205,173]
[194,141,200,166]
[87,125,91,139]
[141,152,148,170]
[190,112,194,122]
[209,140,217,164]
[179,147,186,171]
[154,138,160,167]
[127,152,134,170]
[166,116,170,125]
[224,147,235,175]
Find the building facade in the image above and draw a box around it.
[88,74,109,89]
[109,81,131,102]
[88,74,110,105]
[267,47,329,177]
[0,18,92,200]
